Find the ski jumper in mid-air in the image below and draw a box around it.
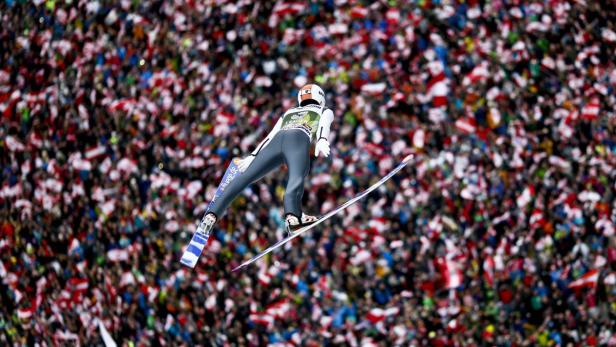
[202,84,334,235]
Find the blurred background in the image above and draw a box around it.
[0,0,615,346]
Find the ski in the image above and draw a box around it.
[180,159,242,268]
[231,154,414,272]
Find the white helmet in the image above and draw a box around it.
[297,84,325,107]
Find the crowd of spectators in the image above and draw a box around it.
[1,0,615,345]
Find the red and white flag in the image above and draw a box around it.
[350,6,369,19]
[272,2,306,16]
[69,277,89,293]
[363,142,384,157]
[455,117,477,134]
[386,8,400,24]
[581,98,600,121]
[56,289,72,309]
[568,269,599,289]
[361,83,387,95]
[426,69,449,107]
[265,299,291,319]
[366,308,385,323]
[443,258,463,289]
[462,63,489,86]
[365,306,399,324]
[350,249,372,266]
[249,313,274,327]
[329,23,348,35]
[530,209,545,229]
[117,158,138,175]
[72,157,92,171]
[429,80,449,107]
[17,307,34,320]
[258,271,272,286]
[368,217,388,233]
[108,98,136,113]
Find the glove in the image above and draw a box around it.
[236,155,255,172]
[314,138,330,158]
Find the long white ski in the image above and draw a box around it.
[232,154,414,272]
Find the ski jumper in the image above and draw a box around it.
[208,104,334,219]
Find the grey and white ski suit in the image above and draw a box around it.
[209,104,334,219]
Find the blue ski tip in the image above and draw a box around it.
[180,258,197,268]
[180,251,200,268]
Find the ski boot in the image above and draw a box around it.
[286,213,318,237]
[196,213,217,237]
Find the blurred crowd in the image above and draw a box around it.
[1,0,615,346]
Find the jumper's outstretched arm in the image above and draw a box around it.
[316,109,334,141]
[315,109,334,158]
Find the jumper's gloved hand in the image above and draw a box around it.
[236,155,255,172]
[314,138,330,158]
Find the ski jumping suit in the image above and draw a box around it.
[209,104,334,219]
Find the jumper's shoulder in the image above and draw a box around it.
[320,108,334,122]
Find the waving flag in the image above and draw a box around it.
[568,269,599,289]
[455,117,477,134]
[581,98,600,120]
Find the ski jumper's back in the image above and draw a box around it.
[280,104,327,141]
